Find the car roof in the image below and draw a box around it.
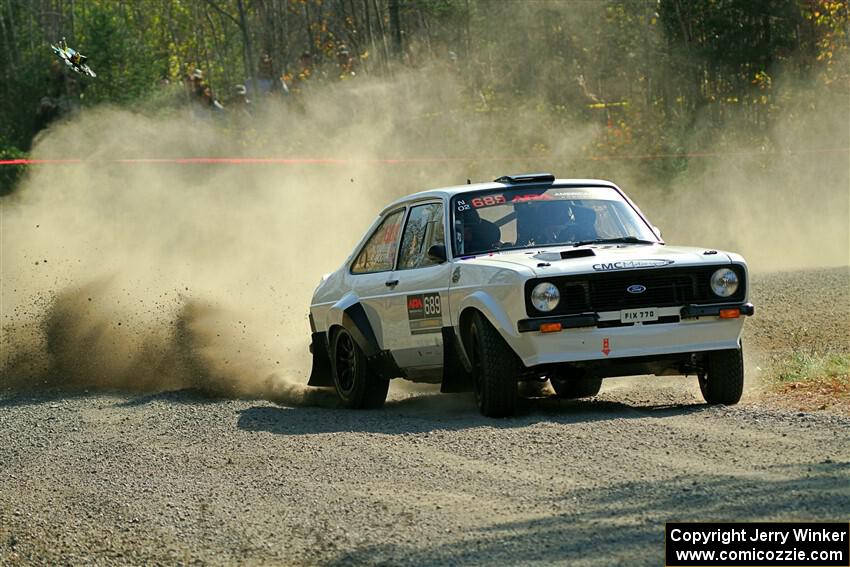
[380,178,622,215]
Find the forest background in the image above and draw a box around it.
[0,0,847,195]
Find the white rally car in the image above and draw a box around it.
[308,173,754,417]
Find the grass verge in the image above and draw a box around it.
[763,351,850,414]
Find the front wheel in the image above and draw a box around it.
[331,328,389,409]
[699,347,744,405]
[467,312,520,417]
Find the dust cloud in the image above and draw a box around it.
[0,68,594,401]
[1,55,847,400]
[637,80,849,272]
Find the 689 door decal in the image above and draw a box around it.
[407,293,442,335]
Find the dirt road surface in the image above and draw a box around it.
[1,268,848,566]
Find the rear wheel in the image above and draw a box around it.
[699,347,744,405]
[550,375,602,399]
[331,328,389,409]
[467,312,520,417]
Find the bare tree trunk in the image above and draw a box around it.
[0,1,14,77]
[464,0,471,60]
[164,0,186,82]
[342,0,361,55]
[203,8,227,85]
[236,0,257,96]
[268,0,279,75]
[388,0,401,57]
[363,0,375,72]
[281,0,289,74]
[371,0,390,68]
[6,0,16,59]
[27,1,34,63]
[192,2,213,89]
[303,1,313,59]
[417,4,433,59]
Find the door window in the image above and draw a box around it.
[351,209,405,274]
[397,203,445,270]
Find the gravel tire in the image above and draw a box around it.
[467,312,520,417]
[550,376,603,399]
[699,346,744,405]
[331,328,389,409]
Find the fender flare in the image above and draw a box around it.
[323,291,360,330]
[309,301,392,386]
[339,302,381,358]
[453,290,520,368]
[323,296,402,381]
[324,293,379,357]
[310,294,381,387]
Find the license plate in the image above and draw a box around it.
[620,307,658,323]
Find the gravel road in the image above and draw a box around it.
[1,267,848,566]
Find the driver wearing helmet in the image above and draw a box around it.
[528,200,571,245]
[456,207,501,255]
[567,205,598,242]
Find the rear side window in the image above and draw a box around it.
[351,209,405,274]
[398,203,445,270]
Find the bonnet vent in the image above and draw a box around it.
[560,248,596,260]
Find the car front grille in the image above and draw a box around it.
[525,265,746,317]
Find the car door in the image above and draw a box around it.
[381,201,452,370]
[348,208,406,349]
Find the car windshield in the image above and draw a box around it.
[451,186,658,256]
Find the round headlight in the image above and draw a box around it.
[710,268,739,297]
[531,282,560,312]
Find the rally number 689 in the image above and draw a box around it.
[423,293,441,316]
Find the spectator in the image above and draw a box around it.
[278,74,291,96]
[200,85,225,112]
[336,45,355,78]
[257,52,275,95]
[184,68,205,101]
[230,84,253,117]
[298,51,314,81]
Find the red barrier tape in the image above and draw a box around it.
[1,147,847,166]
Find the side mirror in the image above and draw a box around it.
[427,244,447,263]
[652,226,663,239]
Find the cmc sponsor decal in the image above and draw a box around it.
[592,259,674,271]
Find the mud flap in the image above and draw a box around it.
[307,331,334,387]
[309,304,394,387]
[440,327,474,393]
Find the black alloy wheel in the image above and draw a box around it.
[331,328,390,409]
[334,330,358,396]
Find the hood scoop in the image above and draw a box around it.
[534,248,596,262]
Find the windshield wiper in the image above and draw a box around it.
[572,236,657,247]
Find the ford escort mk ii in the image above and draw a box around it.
[307,173,754,417]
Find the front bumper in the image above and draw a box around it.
[517,302,754,332]
[510,302,753,367]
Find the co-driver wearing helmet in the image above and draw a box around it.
[456,207,501,255]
